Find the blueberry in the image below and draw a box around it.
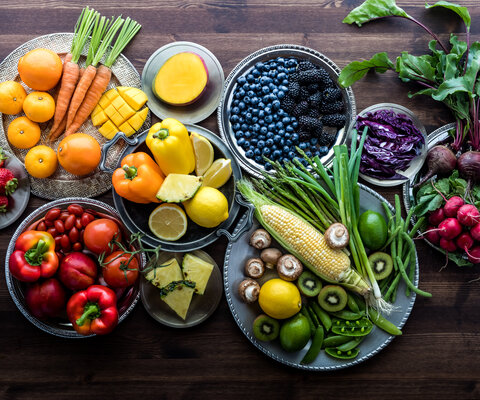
[260,126,268,135]
[250,138,258,146]
[245,112,252,122]
[258,135,266,141]
[252,69,260,77]
[310,137,318,146]
[273,113,280,122]
[266,138,274,147]
[232,122,240,131]
[232,99,240,106]
[258,119,265,126]
[257,140,266,148]
[262,147,271,156]
[258,110,265,119]
[286,139,292,146]
[282,79,289,86]
[264,115,273,124]
[278,129,286,136]
[287,151,296,160]
[251,97,259,105]
[305,151,313,158]
[238,102,246,110]
[263,64,271,72]
[252,123,261,132]
[247,90,255,97]
[241,140,250,149]
[231,106,240,115]
[260,76,269,85]
[255,62,264,70]
[265,163,273,171]
[282,116,291,124]
[266,131,274,139]
[237,76,246,85]
[268,82,276,91]
[275,121,284,130]
[252,108,259,116]
[268,70,277,78]
[273,150,282,159]
[264,107,272,115]
[272,88,279,95]
[283,145,291,153]
[268,122,276,131]
[243,96,251,104]
[241,123,248,131]
[242,83,250,90]
[261,86,270,95]
[246,74,255,83]
[269,93,277,101]
[252,116,259,123]
[292,121,299,128]
[286,59,296,67]
[279,85,288,92]
[299,142,308,150]
[279,138,285,146]
[237,138,245,146]
[254,148,261,156]
[272,100,281,110]
[286,125,295,133]
[258,102,265,109]
[238,117,244,123]
[291,133,299,144]
[254,155,263,163]
[318,146,329,156]
[245,149,254,158]
[244,131,251,139]
[235,130,243,138]
[273,134,282,143]
[277,90,285,99]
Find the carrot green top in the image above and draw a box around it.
[71,6,98,64]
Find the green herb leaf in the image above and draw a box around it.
[444,250,473,267]
[449,34,468,57]
[338,52,394,88]
[413,193,443,216]
[343,0,409,27]
[425,1,471,31]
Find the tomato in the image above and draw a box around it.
[83,218,121,255]
[102,251,139,288]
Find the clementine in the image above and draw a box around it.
[18,48,62,91]
[57,133,101,176]
[25,145,58,178]
[23,91,55,123]
[0,81,27,115]
[7,116,41,149]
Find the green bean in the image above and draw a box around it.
[401,231,417,296]
[396,256,432,297]
[404,206,415,233]
[382,202,394,228]
[352,293,366,311]
[307,305,320,328]
[311,302,331,331]
[322,335,352,348]
[383,273,401,302]
[300,326,324,365]
[347,293,360,313]
[301,306,316,335]
[380,225,402,252]
[368,308,402,336]
[337,336,364,352]
[409,216,426,239]
[330,310,365,320]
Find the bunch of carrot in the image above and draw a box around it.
[48,7,141,142]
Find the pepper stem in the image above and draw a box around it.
[122,164,138,180]
[24,240,48,266]
[76,303,101,326]
[153,128,169,140]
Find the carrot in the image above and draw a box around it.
[48,7,97,142]
[65,17,141,136]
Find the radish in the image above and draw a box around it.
[415,145,457,187]
[439,237,457,252]
[456,204,480,227]
[428,207,445,226]
[424,226,440,245]
[443,196,464,217]
[466,246,480,264]
[471,223,480,241]
[456,232,474,251]
[437,218,463,239]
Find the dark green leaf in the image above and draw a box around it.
[432,76,471,101]
[425,1,471,31]
[396,52,437,83]
[449,34,468,57]
[472,184,480,201]
[416,181,436,199]
[343,0,409,27]
[418,193,437,204]
[444,250,473,267]
[413,194,442,216]
[408,87,436,98]
[464,42,480,91]
[427,194,444,212]
[435,177,450,194]
[338,52,394,87]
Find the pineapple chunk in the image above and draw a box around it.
[119,120,136,137]
[117,86,148,111]
[159,280,196,320]
[127,107,148,131]
[98,120,120,139]
[144,258,183,289]
[181,253,214,295]
[91,109,108,127]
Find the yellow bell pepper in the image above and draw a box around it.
[146,118,195,175]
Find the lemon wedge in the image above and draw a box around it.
[202,158,232,189]
[191,132,214,176]
[148,204,188,241]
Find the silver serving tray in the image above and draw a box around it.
[217,44,356,178]
[224,184,418,370]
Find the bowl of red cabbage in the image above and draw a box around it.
[352,103,427,187]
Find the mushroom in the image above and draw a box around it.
[249,229,271,249]
[260,247,282,269]
[238,279,260,304]
[245,258,265,279]
[276,254,303,281]
[324,223,350,249]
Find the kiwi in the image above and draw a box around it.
[368,252,393,280]
[252,314,280,341]
[297,271,322,297]
[317,285,347,312]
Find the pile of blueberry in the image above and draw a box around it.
[228,56,347,170]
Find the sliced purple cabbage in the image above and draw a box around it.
[356,109,425,180]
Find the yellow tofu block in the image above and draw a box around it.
[98,120,120,140]
[91,109,108,126]
[110,110,126,127]
[127,107,148,131]
[103,103,118,119]
[91,103,103,118]
[111,95,128,111]
[119,121,135,137]
[117,102,136,120]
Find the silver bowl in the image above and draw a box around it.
[5,198,145,338]
[217,44,356,178]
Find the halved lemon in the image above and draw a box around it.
[148,203,188,241]
[202,158,232,189]
[191,132,214,176]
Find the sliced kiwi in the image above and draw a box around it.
[252,314,280,341]
[368,252,393,281]
[318,285,347,312]
[297,271,322,297]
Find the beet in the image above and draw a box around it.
[444,196,464,217]
[457,151,480,183]
[428,207,445,226]
[415,145,457,187]
[437,218,462,240]
[471,223,480,241]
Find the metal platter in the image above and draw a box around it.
[224,184,418,370]
[217,44,356,178]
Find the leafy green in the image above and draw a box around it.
[343,0,409,26]
[337,52,394,88]
[425,1,471,31]
[396,52,437,83]
[413,194,443,216]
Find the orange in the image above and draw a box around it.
[57,133,101,176]
[0,81,27,115]
[18,48,62,91]
[23,91,55,123]
[7,116,41,149]
[25,145,57,178]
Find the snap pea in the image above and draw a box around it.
[300,326,324,365]
[347,293,360,313]
[306,305,321,328]
[301,306,316,335]
[322,335,352,348]
[331,317,373,337]
[337,336,364,352]
[330,310,365,320]
[352,293,366,311]
[325,347,360,360]
[311,301,332,331]
[368,308,402,336]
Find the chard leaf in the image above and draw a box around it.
[408,87,436,98]
[416,182,436,198]
[432,76,471,101]
[343,0,409,27]
[463,42,480,91]
[396,52,437,83]
[425,1,471,31]
[338,52,394,88]
[444,53,461,80]
[450,34,467,57]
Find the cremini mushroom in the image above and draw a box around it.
[324,223,350,249]
[238,279,260,304]
[249,229,271,249]
[245,258,265,279]
[260,248,282,269]
[276,254,303,281]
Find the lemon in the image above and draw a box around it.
[191,132,214,176]
[183,187,229,228]
[258,279,302,319]
[202,158,232,189]
[148,203,188,241]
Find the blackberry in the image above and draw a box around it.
[299,87,310,101]
[321,113,346,128]
[289,72,300,83]
[288,81,301,98]
[307,108,320,119]
[298,69,324,84]
[298,130,312,142]
[318,131,337,147]
[281,95,296,114]
[319,100,344,114]
[297,60,317,71]
[299,115,323,131]
[293,101,309,117]
[307,83,320,93]
[308,92,322,108]
[322,87,342,101]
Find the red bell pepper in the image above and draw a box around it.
[9,231,59,282]
[67,285,118,335]
[25,278,67,319]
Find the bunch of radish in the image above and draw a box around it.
[424,196,480,264]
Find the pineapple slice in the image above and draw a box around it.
[159,280,196,320]
[181,253,214,295]
[144,258,183,289]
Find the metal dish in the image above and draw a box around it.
[0,152,30,229]
[141,41,225,124]
[5,198,144,338]
[217,44,356,178]
[355,103,428,187]
[140,249,223,328]
[0,33,150,200]
[224,184,418,370]
[100,125,254,251]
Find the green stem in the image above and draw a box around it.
[76,303,101,326]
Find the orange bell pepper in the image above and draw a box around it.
[112,152,164,204]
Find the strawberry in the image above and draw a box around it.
[0,195,8,212]
[0,147,7,168]
[0,168,18,195]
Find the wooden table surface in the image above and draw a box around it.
[1,1,480,399]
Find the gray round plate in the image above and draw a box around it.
[224,184,418,370]
[140,249,223,328]
[141,41,225,124]
[0,152,30,229]
[217,44,356,178]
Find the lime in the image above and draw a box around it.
[148,203,188,241]
[191,132,214,176]
[279,313,311,352]
[358,210,388,251]
[202,158,232,189]
[258,278,302,319]
[183,187,229,228]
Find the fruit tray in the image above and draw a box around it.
[224,184,418,370]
